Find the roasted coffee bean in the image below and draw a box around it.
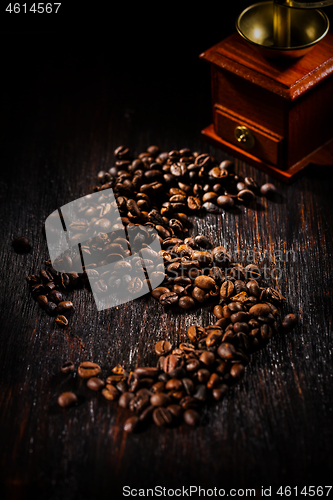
[87,377,105,391]
[282,313,298,330]
[163,354,181,374]
[193,384,208,402]
[165,378,183,391]
[260,183,278,197]
[78,361,101,379]
[249,303,271,316]
[199,351,215,366]
[179,296,196,309]
[129,393,150,413]
[212,384,229,401]
[48,289,63,303]
[56,301,74,315]
[213,305,224,319]
[150,393,171,407]
[135,366,159,378]
[217,343,237,360]
[55,315,68,327]
[207,373,221,389]
[217,195,234,208]
[192,286,209,303]
[123,416,140,433]
[186,359,201,373]
[106,374,126,385]
[57,392,77,407]
[37,294,48,307]
[230,363,245,380]
[180,396,200,410]
[60,360,75,374]
[187,325,205,344]
[139,405,155,422]
[155,340,173,356]
[159,291,179,307]
[151,286,171,300]
[118,391,136,408]
[167,404,183,419]
[12,236,32,253]
[183,409,200,426]
[151,381,166,393]
[194,275,216,290]
[237,189,255,203]
[220,280,235,299]
[244,177,259,191]
[152,407,173,426]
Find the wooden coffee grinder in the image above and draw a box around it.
[200,0,333,182]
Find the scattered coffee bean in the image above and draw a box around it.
[55,315,68,327]
[155,340,173,356]
[183,409,200,426]
[260,183,278,197]
[87,377,105,391]
[60,360,75,374]
[78,361,101,379]
[57,391,77,408]
[12,236,32,253]
[123,415,140,433]
[282,313,298,330]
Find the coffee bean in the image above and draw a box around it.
[230,363,245,380]
[58,391,77,407]
[150,393,171,407]
[167,404,183,419]
[179,296,196,309]
[159,291,179,307]
[12,236,32,253]
[163,354,181,374]
[212,384,229,401]
[87,377,105,391]
[151,287,171,299]
[183,409,200,426]
[282,313,298,330]
[78,361,101,379]
[152,407,173,426]
[187,325,206,343]
[102,384,120,401]
[155,340,173,356]
[60,360,75,374]
[260,183,278,197]
[237,189,255,203]
[48,290,63,304]
[56,301,74,315]
[118,392,136,408]
[249,303,271,316]
[194,275,216,290]
[55,315,68,327]
[124,416,140,433]
[135,366,159,378]
[199,351,215,366]
[217,343,237,360]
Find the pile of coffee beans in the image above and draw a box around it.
[56,284,297,431]
[21,145,298,431]
[25,145,280,325]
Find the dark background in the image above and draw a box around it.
[1,2,333,500]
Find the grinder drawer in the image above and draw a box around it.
[214,106,284,168]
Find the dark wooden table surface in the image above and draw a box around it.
[1,4,333,499]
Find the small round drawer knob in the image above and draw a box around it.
[234,126,255,149]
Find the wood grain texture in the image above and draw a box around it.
[1,16,333,500]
